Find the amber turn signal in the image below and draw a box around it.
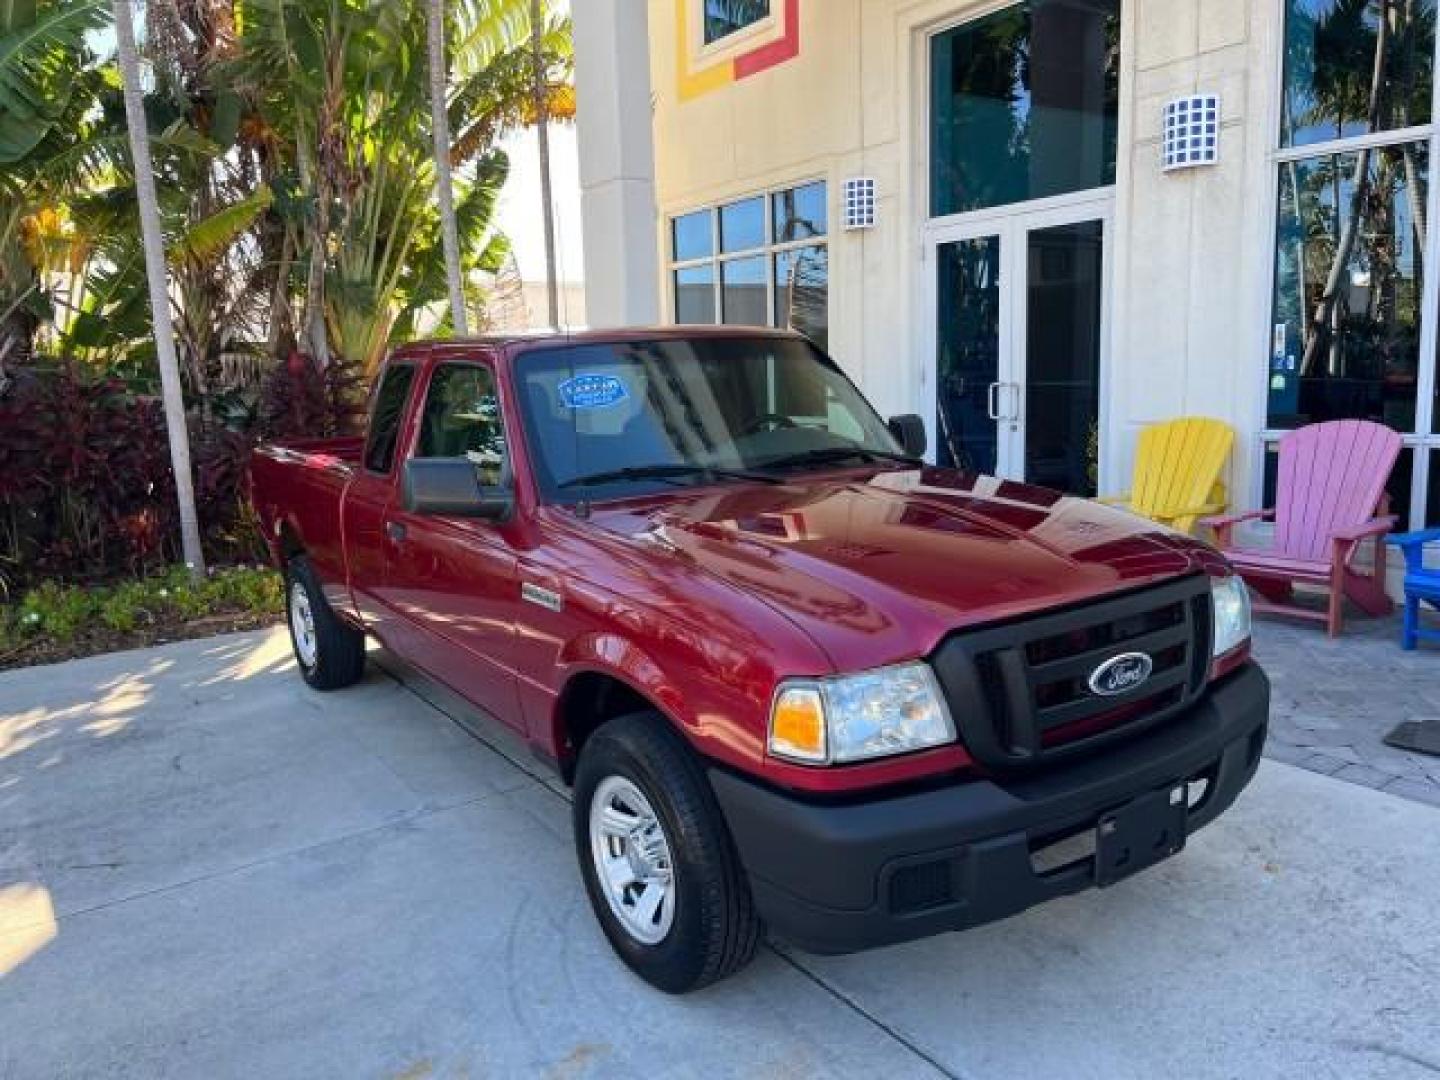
[769,685,827,763]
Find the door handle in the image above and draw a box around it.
[385,521,407,544]
[987,381,1002,421]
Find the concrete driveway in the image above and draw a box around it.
[2,628,1438,1080]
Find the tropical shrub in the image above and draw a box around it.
[256,350,364,441]
[0,0,574,600]
[0,362,267,591]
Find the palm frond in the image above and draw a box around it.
[449,0,532,76]
[0,0,109,163]
[171,184,274,265]
[448,19,572,164]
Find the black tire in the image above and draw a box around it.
[573,712,761,994]
[285,555,366,691]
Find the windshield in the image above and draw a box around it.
[514,336,905,502]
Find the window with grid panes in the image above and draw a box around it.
[1267,1,1440,528]
[669,181,829,351]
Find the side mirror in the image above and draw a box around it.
[402,458,514,521]
[887,414,927,459]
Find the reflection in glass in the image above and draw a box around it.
[721,256,767,325]
[1429,450,1440,524]
[364,364,416,474]
[1281,0,1435,148]
[1393,446,1417,527]
[720,197,766,253]
[515,337,899,502]
[704,0,770,45]
[775,245,828,350]
[1269,143,1427,430]
[1025,220,1104,496]
[1435,341,1440,431]
[930,0,1120,217]
[672,211,713,261]
[675,265,716,324]
[935,236,1002,473]
[419,365,506,485]
[773,182,828,243]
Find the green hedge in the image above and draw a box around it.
[0,566,283,651]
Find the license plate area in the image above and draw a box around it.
[1094,785,1188,887]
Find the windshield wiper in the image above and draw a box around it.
[558,463,783,490]
[753,446,922,473]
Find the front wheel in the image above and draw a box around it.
[285,555,366,690]
[573,713,761,993]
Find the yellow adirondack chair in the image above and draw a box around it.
[1101,417,1234,535]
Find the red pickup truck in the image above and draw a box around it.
[250,328,1268,993]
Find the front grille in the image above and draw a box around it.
[931,575,1213,772]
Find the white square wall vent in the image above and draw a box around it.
[1162,95,1220,171]
[843,177,876,230]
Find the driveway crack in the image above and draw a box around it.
[769,948,965,1079]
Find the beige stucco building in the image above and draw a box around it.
[572,0,1440,539]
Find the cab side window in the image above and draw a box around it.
[364,364,416,474]
[418,363,507,486]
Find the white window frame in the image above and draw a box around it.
[692,0,779,58]
[1259,4,1440,531]
[667,180,830,337]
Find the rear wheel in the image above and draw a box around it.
[285,556,366,690]
[573,712,761,993]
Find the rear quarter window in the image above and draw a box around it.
[364,364,417,474]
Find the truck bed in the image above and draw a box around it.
[255,435,365,468]
[250,436,366,610]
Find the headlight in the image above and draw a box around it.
[1210,574,1252,658]
[768,662,955,765]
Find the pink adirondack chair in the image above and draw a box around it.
[1201,420,1401,637]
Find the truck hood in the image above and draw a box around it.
[589,467,1225,672]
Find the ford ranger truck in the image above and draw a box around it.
[249,328,1268,994]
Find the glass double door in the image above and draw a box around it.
[930,202,1109,496]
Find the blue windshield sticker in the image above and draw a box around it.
[558,373,629,410]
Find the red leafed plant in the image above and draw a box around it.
[0,352,362,595]
[0,364,266,593]
[258,350,363,441]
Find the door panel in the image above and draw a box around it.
[345,361,417,636]
[1022,218,1104,495]
[935,234,1004,473]
[379,360,523,730]
[342,471,397,632]
[380,513,522,728]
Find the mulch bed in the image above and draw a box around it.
[0,611,284,672]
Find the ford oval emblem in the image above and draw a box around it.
[1088,652,1154,697]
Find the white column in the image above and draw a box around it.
[572,0,661,327]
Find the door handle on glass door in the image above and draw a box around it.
[987,382,1002,421]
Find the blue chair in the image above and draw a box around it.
[1388,529,1440,650]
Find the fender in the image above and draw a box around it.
[553,630,691,731]
[267,502,362,624]
[546,618,794,784]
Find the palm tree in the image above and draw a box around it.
[0,0,109,371]
[531,0,557,328]
[113,0,205,577]
[235,0,572,370]
[428,0,468,334]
